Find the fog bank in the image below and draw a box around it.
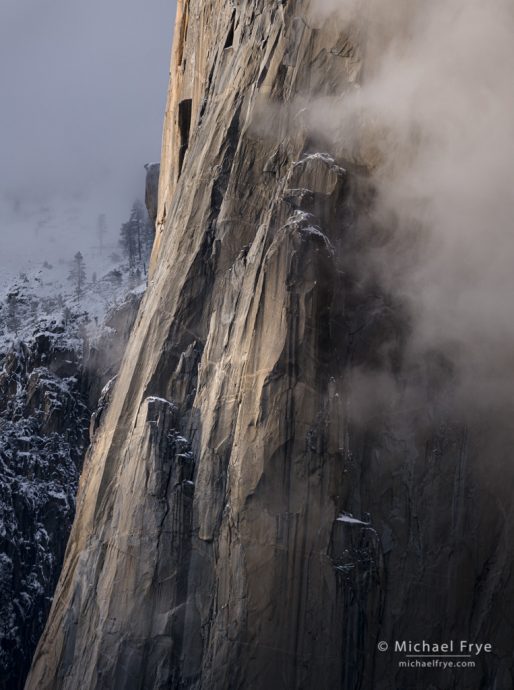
[0,0,176,276]
[307,0,514,412]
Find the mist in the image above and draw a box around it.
[0,0,176,279]
[304,0,514,415]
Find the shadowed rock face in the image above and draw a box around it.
[25,1,514,689]
[145,163,161,228]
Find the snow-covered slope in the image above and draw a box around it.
[0,327,88,689]
[0,259,147,690]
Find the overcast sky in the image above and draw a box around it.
[0,0,176,275]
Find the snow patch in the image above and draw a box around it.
[146,396,175,406]
[336,512,370,526]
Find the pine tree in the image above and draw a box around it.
[68,251,87,300]
[97,214,107,253]
[120,217,137,268]
[128,268,138,290]
[6,292,20,335]
[107,269,123,287]
[63,306,72,327]
[119,200,154,271]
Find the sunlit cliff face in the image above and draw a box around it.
[306,0,514,414]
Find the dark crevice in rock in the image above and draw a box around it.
[178,99,193,177]
[224,10,236,50]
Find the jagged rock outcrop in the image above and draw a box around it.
[145,163,161,227]
[82,291,143,408]
[26,2,514,689]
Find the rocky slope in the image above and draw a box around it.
[0,246,149,688]
[25,2,514,690]
[0,327,88,690]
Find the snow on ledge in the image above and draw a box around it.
[145,395,175,407]
[336,512,370,526]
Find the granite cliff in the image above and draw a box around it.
[25,1,514,689]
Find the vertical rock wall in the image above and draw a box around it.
[25,1,514,689]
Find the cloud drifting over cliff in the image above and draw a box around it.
[308,0,514,412]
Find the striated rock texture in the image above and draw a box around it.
[26,2,514,689]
